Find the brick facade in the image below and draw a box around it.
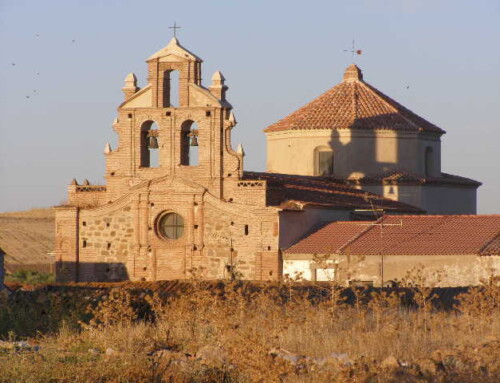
[56,38,281,282]
[55,37,418,283]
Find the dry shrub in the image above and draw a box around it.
[1,272,500,382]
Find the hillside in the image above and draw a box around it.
[0,208,55,272]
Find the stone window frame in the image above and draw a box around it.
[155,211,185,241]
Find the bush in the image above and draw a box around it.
[5,269,55,284]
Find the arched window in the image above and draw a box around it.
[180,120,199,166]
[163,70,179,107]
[314,146,334,176]
[424,146,433,177]
[140,121,160,168]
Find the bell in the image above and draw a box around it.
[148,136,159,149]
[190,136,199,146]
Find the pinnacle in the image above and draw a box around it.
[211,71,225,82]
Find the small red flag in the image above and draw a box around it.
[356,50,362,55]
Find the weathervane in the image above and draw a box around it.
[343,40,362,63]
[169,22,181,38]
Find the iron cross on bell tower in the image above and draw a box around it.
[169,22,182,38]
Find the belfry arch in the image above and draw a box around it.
[180,120,199,166]
[140,121,160,168]
[163,70,179,107]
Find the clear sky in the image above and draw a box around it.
[0,0,499,213]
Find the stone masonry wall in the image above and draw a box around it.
[78,205,135,282]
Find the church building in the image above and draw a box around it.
[54,37,418,283]
[265,64,481,214]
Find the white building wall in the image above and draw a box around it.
[266,130,441,178]
[283,258,336,281]
[421,186,477,214]
[361,184,476,215]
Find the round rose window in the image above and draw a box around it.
[158,212,184,240]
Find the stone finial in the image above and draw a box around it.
[82,179,90,186]
[122,72,139,99]
[209,71,228,101]
[343,64,363,82]
[113,117,119,125]
[124,72,137,87]
[70,178,79,186]
[211,71,225,86]
[228,111,237,126]
[237,144,245,156]
[104,142,112,155]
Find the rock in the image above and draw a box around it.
[313,352,352,367]
[329,352,352,366]
[196,345,228,365]
[0,341,15,350]
[269,348,303,365]
[381,355,400,369]
[105,347,116,356]
[0,341,37,352]
[88,348,100,354]
[151,348,192,367]
[430,348,456,363]
[417,358,438,375]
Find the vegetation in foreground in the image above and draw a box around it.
[0,274,499,382]
[4,270,55,285]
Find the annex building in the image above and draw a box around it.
[55,37,489,285]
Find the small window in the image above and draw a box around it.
[425,147,433,177]
[314,147,334,176]
[244,225,249,235]
[158,212,184,240]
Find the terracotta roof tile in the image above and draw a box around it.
[286,221,371,254]
[243,172,423,213]
[265,65,444,135]
[480,234,500,256]
[286,215,500,256]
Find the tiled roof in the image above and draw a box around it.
[342,170,481,187]
[265,64,445,135]
[285,215,500,256]
[243,172,423,213]
[286,221,371,254]
[480,234,500,256]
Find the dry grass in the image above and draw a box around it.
[0,278,499,382]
